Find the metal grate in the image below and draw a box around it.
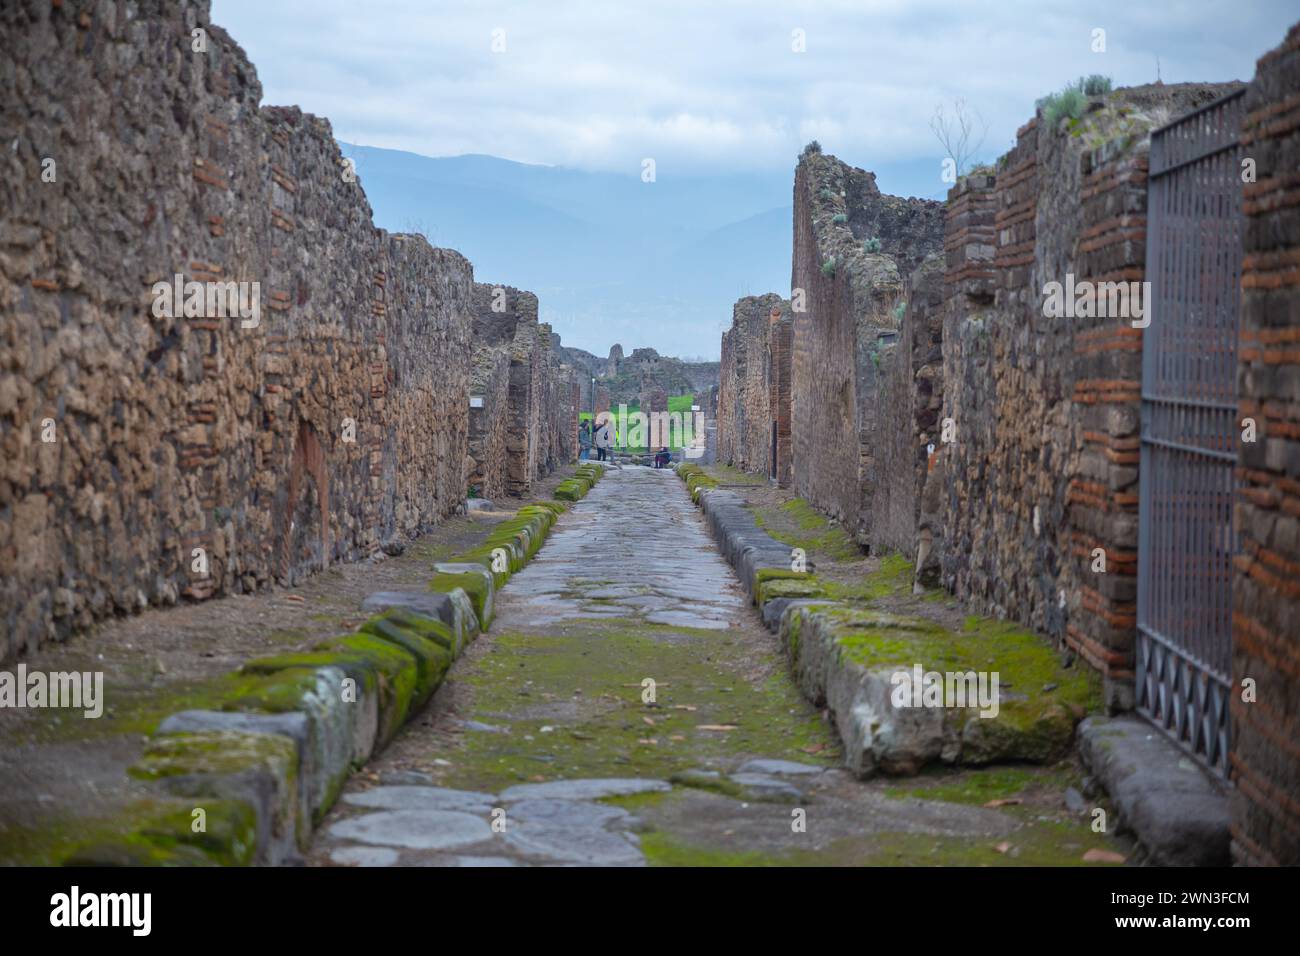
[1136,90,1245,777]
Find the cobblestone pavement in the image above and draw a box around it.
[308,467,1124,866]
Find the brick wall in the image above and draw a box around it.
[538,327,578,473]
[941,118,1052,633]
[1063,143,1149,697]
[0,2,474,661]
[465,290,509,502]
[718,327,737,464]
[939,86,1231,702]
[1232,22,1300,867]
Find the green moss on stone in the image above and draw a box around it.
[130,729,298,781]
[316,634,419,741]
[751,498,861,562]
[430,571,493,629]
[757,575,826,604]
[358,616,452,706]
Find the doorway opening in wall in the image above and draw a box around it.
[279,419,330,587]
[770,421,778,481]
[1136,89,1244,778]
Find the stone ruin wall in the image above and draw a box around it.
[468,284,576,499]
[538,326,578,472]
[768,307,794,487]
[0,1,478,662]
[868,254,944,563]
[467,289,511,500]
[790,152,944,543]
[1233,24,1300,866]
[940,83,1233,708]
[717,329,736,464]
[717,294,791,477]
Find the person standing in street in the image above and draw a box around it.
[594,417,612,462]
[578,420,593,460]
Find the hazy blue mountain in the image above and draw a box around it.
[339,144,942,358]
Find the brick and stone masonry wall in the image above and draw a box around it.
[790,151,944,544]
[1233,23,1300,867]
[467,284,576,498]
[539,327,578,471]
[769,308,794,487]
[467,295,511,501]
[717,294,791,478]
[941,119,1054,636]
[1063,138,1151,699]
[937,86,1231,708]
[869,254,944,562]
[0,2,475,662]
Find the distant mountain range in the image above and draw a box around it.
[339,144,942,358]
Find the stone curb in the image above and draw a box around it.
[674,464,1092,781]
[65,466,606,866]
[1077,715,1230,865]
[672,465,799,606]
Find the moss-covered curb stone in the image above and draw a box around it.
[61,799,260,867]
[129,730,302,865]
[63,465,608,866]
[674,465,1098,782]
[555,463,606,501]
[361,590,479,652]
[431,563,496,630]
[779,604,1098,778]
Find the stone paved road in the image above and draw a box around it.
[308,466,1121,866]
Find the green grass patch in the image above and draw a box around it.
[751,498,861,563]
[443,621,838,793]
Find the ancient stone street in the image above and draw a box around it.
[4,3,1297,886]
[307,467,1121,866]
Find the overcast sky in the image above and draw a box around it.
[212,0,1294,183]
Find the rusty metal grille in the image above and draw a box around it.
[1136,89,1245,777]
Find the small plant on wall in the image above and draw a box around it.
[1038,75,1113,127]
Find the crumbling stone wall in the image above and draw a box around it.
[638,384,668,448]
[869,255,944,561]
[468,284,574,497]
[717,294,792,477]
[468,350,510,501]
[769,309,794,487]
[1233,22,1300,867]
[588,343,718,408]
[538,327,578,472]
[0,2,473,661]
[790,151,943,542]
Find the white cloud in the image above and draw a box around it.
[213,0,1295,174]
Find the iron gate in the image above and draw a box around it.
[1136,90,1245,776]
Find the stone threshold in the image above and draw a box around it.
[1077,715,1230,866]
